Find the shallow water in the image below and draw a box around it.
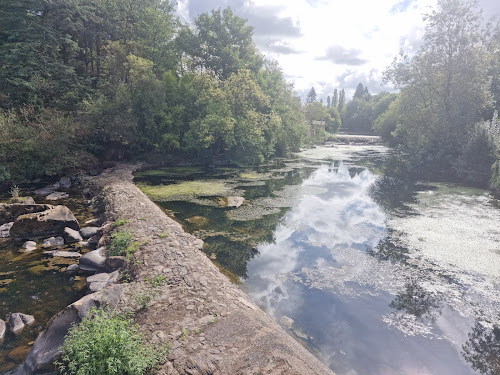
[137,145,500,375]
[0,191,92,371]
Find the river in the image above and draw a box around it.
[136,143,500,375]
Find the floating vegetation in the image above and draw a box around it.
[185,216,209,226]
[239,171,270,180]
[135,166,204,178]
[138,180,233,202]
[225,204,281,221]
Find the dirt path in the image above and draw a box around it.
[93,164,334,375]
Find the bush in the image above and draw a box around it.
[56,308,167,375]
[108,231,133,256]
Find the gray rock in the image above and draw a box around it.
[42,236,65,247]
[0,319,5,344]
[10,205,80,240]
[34,185,58,197]
[8,313,33,336]
[44,250,81,259]
[87,234,100,245]
[104,256,127,272]
[78,241,90,247]
[80,226,99,239]
[84,218,99,225]
[22,284,124,374]
[79,247,106,271]
[59,176,72,188]
[66,264,80,272]
[0,222,13,238]
[45,192,69,201]
[0,203,51,226]
[63,227,82,243]
[22,241,37,252]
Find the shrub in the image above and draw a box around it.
[108,231,133,256]
[56,308,167,375]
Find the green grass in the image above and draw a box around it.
[158,232,169,238]
[113,219,129,228]
[56,308,168,375]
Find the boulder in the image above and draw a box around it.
[63,227,82,243]
[22,241,37,252]
[0,319,5,344]
[45,192,69,201]
[79,226,99,239]
[87,270,120,293]
[0,222,13,238]
[59,177,72,188]
[42,237,65,247]
[104,256,127,272]
[87,234,100,245]
[10,205,80,240]
[8,313,34,335]
[0,203,52,226]
[219,196,245,208]
[21,284,124,374]
[79,247,106,271]
[66,264,80,273]
[34,185,58,197]
[43,250,81,259]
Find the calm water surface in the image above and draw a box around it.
[137,144,500,375]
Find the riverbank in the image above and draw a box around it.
[21,163,333,374]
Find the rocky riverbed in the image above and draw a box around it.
[12,164,333,374]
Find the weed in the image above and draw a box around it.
[180,328,188,340]
[159,232,169,238]
[147,274,167,287]
[139,218,146,221]
[10,185,20,199]
[113,219,129,228]
[194,329,200,334]
[126,241,141,260]
[55,308,168,375]
[108,231,133,256]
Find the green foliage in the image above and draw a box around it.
[113,220,129,228]
[109,231,133,256]
[56,308,167,375]
[383,0,493,172]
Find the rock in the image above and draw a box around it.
[21,284,124,374]
[63,227,82,243]
[42,236,65,247]
[45,192,69,201]
[104,256,127,272]
[59,176,72,188]
[8,313,34,335]
[22,241,37,252]
[87,271,120,293]
[8,345,31,362]
[66,264,80,273]
[0,203,52,225]
[43,250,81,259]
[0,222,13,238]
[79,247,106,271]
[0,319,5,344]
[279,316,294,329]
[80,226,99,239]
[10,205,80,240]
[34,185,58,197]
[84,218,99,226]
[9,197,36,205]
[219,196,245,208]
[87,234,100,245]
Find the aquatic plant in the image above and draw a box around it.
[138,180,232,201]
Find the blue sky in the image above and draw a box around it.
[177,0,500,101]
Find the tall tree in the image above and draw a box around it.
[353,83,365,99]
[332,89,338,107]
[338,89,346,110]
[306,87,317,103]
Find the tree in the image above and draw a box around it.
[332,89,338,108]
[306,87,317,103]
[383,0,493,170]
[179,7,263,80]
[327,95,331,108]
[353,83,365,99]
[338,89,346,111]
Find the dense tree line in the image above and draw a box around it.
[0,1,307,181]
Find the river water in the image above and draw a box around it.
[137,144,500,375]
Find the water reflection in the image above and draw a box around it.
[462,319,500,375]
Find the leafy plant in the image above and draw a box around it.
[158,232,169,238]
[56,308,167,375]
[108,231,133,256]
[10,185,20,199]
[113,219,129,228]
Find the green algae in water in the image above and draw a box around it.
[135,166,204,178]
[138,180,233,202]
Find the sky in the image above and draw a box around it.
[177,0,500,101]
